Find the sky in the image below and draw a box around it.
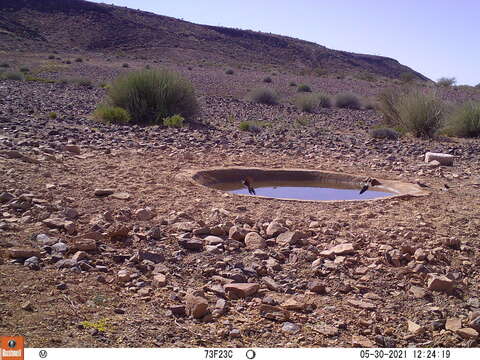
[90,0,479,85]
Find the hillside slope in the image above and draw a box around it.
[0,0,428,80]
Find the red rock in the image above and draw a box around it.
[152,274,167,288]
[276,231,304,246]
[8,248,40,259]
[445,318,462,331]
[244,232,266,249]
[456,328,478,339]
[185,294,209,319]
[224,283,259,299]
[74,238,97,251]
[427,275,454,292]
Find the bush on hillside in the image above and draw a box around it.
[225,69,234,75]
[335,92,361,109]
[317,93,332,108]
[437,77,456,87]
[163,114,185,128]
[248,87,279,105]
[107,69,199,125]
[443,101,480,137]
[297,84,312,92]
[263,76,272,83]
[377,88,401,125]
[294,94,317,113]
[3,72,25,81]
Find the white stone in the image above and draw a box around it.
[425,152,454,166]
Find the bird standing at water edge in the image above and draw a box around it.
[359,177,380,195]
[242,177,256,195]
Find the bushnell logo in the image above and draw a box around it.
[0,336,24,360]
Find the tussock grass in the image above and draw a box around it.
[297,84,311,92]
[248,87,279,105]
[335,92,361,109]
[107,69,199,125]
[437,77,456,87]
[94,105,131,124]
[443,101,480,137]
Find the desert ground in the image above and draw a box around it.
[1,51,480,348]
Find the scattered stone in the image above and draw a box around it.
[111,192,131,200]
[72,251,88,262]
[42,217,65,229]
[348,299,376,310]
[425,152,454,166]
[51,242,68,254]
[135,208,155,221]
[64,145,81,155]
[55,259,77,269]
[314,323,339,337]
[117,269,132,284]
[276,231,304,246]
[229,329,241,338]
[185,294,209,319]
[64,208,79,219]
[204,235,224,245]
[281,298,306,311]
[456,328,479,339]
[94,189,115,197]
[445,318,462,331]
[0,192,15,203]
[224,283,259,299]
[8,247,40,259]
[170,305,186,317]
[262,276,281,291]
[228,226,248,241]
[308,280,326,294]
[108,226,130,241]
[282,322,300,334]
[244,232,266,249]
[407,320,425,335]
[266,221,287,237]
[73,238,97,251]
[24,256,39,270]
[152,274,167,288]
[409,285,428,299]
[427,275,455,293]
[321,243,355,257]
[469,316,480,331]
[178,237,204,251]
[259,304,290,321]
[351,335,374,347]
[21,301,34,311]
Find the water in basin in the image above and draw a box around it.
[217,181,393,201]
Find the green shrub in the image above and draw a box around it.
[48,112,57,119]
[225,69,234,75]
[73,78,92,87]
[369,127,400,140]
[294,94,317,113]
[437,77,456,87]
[107,69,199,125]
[122,63,129,68]
[75,57,83,63]
[0,63,9,68]
[94,105,131,124]
[317,93,332,108]
[397,91,444,137]
[263,76,272,83]
[444,101,480,137]
[4,72,25,81]
[296,116,310,126]
[248,87,278,105]
[399,72,415,83]
[289,81,297,87]
[25,76,56,83]
[297,84,311,92]
[163,114,185,128]
[335,92,361,109]
[239,121,261,132]
[20,67,30,73]
[377,88,401,125]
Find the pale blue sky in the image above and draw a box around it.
[91,0,479,85]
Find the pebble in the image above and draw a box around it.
[224,283,259,299]
[281,322,300,334]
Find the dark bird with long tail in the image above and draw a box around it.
[242,177,256,195]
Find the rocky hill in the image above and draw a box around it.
[0,0,428,80]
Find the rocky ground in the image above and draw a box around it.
[1,54,480,348]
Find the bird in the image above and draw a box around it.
[242,177,256,195]
[359,177,380,195]
[415,180,430,188]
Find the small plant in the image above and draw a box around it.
[296,116,310,126]
[73,78,92,87]
[48,55,55,59]
[75,57,83,63]
[369,127,400,140]
[122,63,129,68]
[297,84,312,92]
[225,69,234,75]
[20,67,30,73]
[248,87,278,105]
[80,318,111,333]
[377,88,402,125]
[163,114,185,128]
[289,81,297,87]
[65,60,72,64]
[94,105,130,124]
[0,63,9,68]
[437,77,456,87]
[335,92,361,109]
[317,93,332,108]
[48,112,57,119]
[443,101,480,137]
[263,76,272,83]
[239,121,261,133]
[294,94,318,113]
[399,72,415,83]
[4,72,25,81]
